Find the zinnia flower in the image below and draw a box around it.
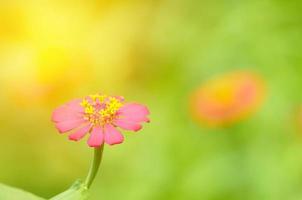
[52,94,150,147]
[190,71,265,126]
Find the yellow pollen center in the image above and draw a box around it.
[80,94,123,126]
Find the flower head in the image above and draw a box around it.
[52,94,150,147]
[190,71,265,126]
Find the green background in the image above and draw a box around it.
[1,0,302,199]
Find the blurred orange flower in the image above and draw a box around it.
[190,71,266,127]
[294,105,302,135]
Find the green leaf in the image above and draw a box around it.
[49,180,89,200]
[0,183,45,200]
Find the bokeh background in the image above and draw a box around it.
[1,0,302,199]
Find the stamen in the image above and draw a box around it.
[80,94,123,126]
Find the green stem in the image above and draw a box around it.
[50,146,104,199]
[84,145,104,188]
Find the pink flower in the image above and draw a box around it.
[51,94,150,147]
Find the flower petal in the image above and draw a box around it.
[104,124,124,145]
[119,103,150,115]
[55,119,86,133]
[87,126,104,147]
[51,99,85,123]
[114,96,125,101]
[52,106,83,122]
[118,103,150,123]
[66,99,85,112]
[114,119,142,132]
[69,124,91,141]
[118,113,150,123]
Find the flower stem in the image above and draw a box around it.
[84,145,104,188]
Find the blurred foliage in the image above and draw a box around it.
[0,184,44,200]
[1,0,302,200]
